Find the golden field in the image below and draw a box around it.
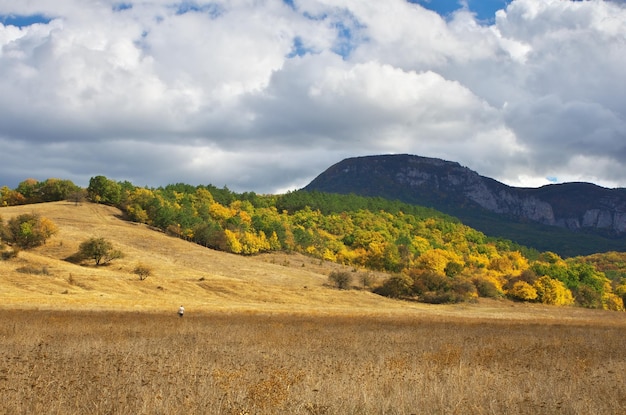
[1,202,625,414]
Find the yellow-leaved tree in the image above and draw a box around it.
[533,276,574,306]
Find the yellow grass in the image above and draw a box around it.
[2,202,626,414]
[1,310,625,414]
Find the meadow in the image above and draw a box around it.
[1,309,625,415]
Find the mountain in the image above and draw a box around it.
[303,154,626,256]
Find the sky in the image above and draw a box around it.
[1,0,625,194]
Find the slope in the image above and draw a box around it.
[0,201,410,313]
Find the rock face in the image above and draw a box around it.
[304,154,626,236]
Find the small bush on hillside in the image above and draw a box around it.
[16,265,50,275]
[358,272,374,288]
[329,270,352,290]
[374,274,413,298]
[1,247,20,260]
[133,263,153,280]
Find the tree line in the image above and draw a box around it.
[2,176,626,310]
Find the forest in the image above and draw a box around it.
[2,176,626,310]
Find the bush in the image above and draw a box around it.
[16,265,50,275]
[473,277,502,298]
[133,263,153,280]
[374,274,413,298]
[574,285,602,309]
[411,271,449,295]
[507,281,538,302]
[329,270,352,290]
[357,272,374,288]
[1,246,20,260]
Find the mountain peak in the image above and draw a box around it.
[304,154,626,255]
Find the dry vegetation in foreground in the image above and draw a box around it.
[1,309,625,415]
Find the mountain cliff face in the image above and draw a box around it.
[304,154,626,250]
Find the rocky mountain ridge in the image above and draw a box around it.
[304,154,626,254]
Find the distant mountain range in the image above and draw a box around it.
[304,154,626,256]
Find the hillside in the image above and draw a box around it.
[0,202,400,313]
[304,154,626,256]
[1,202,625,322]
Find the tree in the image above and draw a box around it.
[77,237,124,265]
[38,178,81,202]
[533,276,574,306]
[3,214,58,249]
[87,176,121,205]
[15,179,39,202]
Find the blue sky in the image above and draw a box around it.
[0,1,511,29]
[0,13,51,27]
[0,0,625,193]
[412,0,511,22]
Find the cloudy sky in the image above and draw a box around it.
[1,0,625,194]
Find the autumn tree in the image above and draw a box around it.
[533,276,574,306]
[15,179,39,202]
[507,281,538,302]
[77,237,124,265]
[3,213,58,249]
[0,186,26,206]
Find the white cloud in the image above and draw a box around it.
[0,0,625,194]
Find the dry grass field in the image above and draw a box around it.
[1,202,626,414]
[1,310,625,415]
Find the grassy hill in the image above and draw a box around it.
[0,201,402,313]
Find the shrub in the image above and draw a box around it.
[1,246,20,260]
[411,271,449,295]
[507,280,538,301]
[329,270,352,290]
[574,285,602,309]
[16,265,50,275]
[374,274,413,298]
[474,277,502,298]
[357,272,374,288]
[133,263,153,280]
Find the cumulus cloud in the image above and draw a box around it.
[0,0,625,193]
